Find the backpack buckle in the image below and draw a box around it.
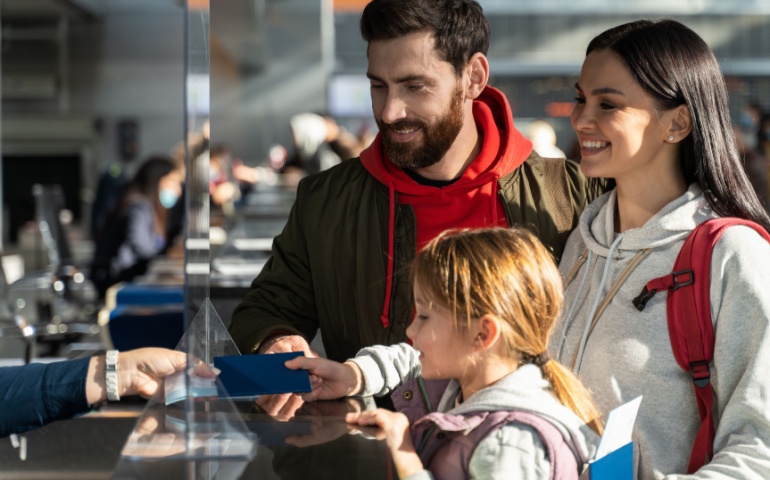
[689,360,711,388]
[670,270,694,290]
[632,287,657,311]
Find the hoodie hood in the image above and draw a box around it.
[579,183,714,257]
[432,365,600,465]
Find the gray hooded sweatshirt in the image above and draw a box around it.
[554,184,770,479]
[351,343,600,479]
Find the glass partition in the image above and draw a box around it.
[116,1,255,473]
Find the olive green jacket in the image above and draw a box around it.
[229,152,604,362]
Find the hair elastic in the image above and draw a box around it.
[533,351,551,367]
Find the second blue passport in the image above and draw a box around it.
[214,351,312,397]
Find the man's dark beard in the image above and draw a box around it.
[378,85,465,170]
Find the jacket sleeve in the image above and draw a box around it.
[229,182,320,354]
[664,226,770,479]
[469,424,551,479]
[0,357,91,437]
[349,343,421,397]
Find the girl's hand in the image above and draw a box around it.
[346,409,424,478]
[285,356,363,400]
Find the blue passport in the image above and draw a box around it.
[214,352,312,397]
[590,442,634,479]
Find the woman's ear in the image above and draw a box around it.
[473,314,502,351]
[667,104,693,142]
[464,53,489,100]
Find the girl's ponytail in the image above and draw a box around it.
[541,359,603,435]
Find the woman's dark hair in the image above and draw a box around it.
[360,0,490,77]
[587,19,770,232]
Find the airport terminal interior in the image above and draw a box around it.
[1,0,770,478]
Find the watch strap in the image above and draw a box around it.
[105,350,120,401]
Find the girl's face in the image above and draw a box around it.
[571,49,677,184]
[406,281,474,380]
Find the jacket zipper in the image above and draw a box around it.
[498,189,513,225]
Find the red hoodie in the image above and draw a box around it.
[359,86,533,327]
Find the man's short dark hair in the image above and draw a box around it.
[360,0,490,77]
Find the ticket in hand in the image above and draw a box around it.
[214,351,312,398]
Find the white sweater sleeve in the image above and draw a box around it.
[348,342,421,397]
[665,226,770,479]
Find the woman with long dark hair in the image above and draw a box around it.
[90,155,184,298]
[555,19,770,478]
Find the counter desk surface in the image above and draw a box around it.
[0,397,393,480]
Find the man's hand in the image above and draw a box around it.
[285,357,363,401]
[259,334,317,358]
[254,334,319,416]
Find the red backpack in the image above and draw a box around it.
[632,218,770,473]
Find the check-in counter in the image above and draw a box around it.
[0,398,394,479]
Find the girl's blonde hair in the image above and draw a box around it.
[412,227,603,434]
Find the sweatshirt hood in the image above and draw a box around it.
[435,365,600,465]
[359,85,532,193]
[579,184,714,257]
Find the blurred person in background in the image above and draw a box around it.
[525,119,566,158]
[281,113,369,187]
[89,155,185,299]
[734,125,769,211]
[209,144,260,215]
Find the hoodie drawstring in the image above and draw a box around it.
[573,233,624,372]
[380,181,396,329]
[557,249,594,359]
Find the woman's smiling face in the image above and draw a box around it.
[571,48,677,183]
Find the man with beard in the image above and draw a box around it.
[229,0,603,374]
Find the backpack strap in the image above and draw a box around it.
[631,218,770,473]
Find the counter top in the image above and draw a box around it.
[0,398,394,480]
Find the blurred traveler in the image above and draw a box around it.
[284,113,366,177]
[734,125,769,211]
[90,162,128,241]
[526,119,566,158]
[89,156,184,299]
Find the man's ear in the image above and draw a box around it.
[465,53,489,100]
[667,104,693,142]
[473,314,502,351]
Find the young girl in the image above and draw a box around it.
[556,19,770,478]
[287,227,602,479]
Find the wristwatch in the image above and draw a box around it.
[105,350,120,401]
